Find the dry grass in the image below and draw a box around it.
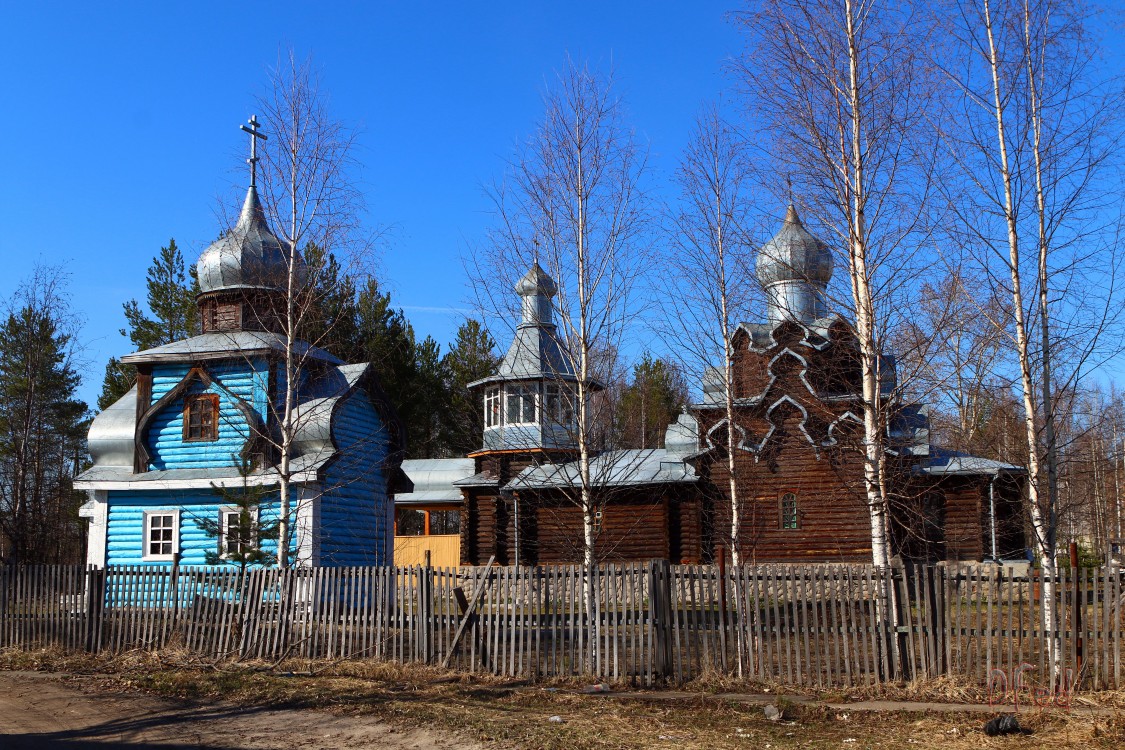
[2,648,1123,749]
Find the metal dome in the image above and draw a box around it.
[514,262,558,297]
[756,205,833,286]
[196,185,306,295]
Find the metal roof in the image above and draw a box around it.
[120,331,342,365]
[757,205,833,325]
[922,448,1024,476]
[74,452,331,490]
[77,360,370,487]
[506,448,697,491]
[87,385,138,468]
[196,185,306,295]
[396,458,474,504]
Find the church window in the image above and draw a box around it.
[143,510,179,560]
[484,387,501,429]
[184,393,220,441]
[780,492,799,530]
[544,383,574,428]
[505,384,538,425]
[220,508,255,557]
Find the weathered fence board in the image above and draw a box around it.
[1,563,1122,689]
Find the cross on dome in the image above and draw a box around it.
[240,115,268,187]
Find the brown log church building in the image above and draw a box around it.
[394,207,1026,567]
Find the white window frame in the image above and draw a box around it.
[544,383,574,428]
[505,383,539,425]
[484,386,501,429]
[142,509,180,562]
[219,506,258,559]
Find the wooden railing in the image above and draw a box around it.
[1,562,1121,688]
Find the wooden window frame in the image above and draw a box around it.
[779,491,799,530]
[183,393,220,442]
[142,509,180,561]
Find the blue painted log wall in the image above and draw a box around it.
[105,489,280,566]
[319,389,392,566]
[147,360,269,470]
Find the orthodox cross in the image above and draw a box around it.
[240,115,268,187]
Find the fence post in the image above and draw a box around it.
[84,566,105,654]
[420,564,434,663]
[648,559,673,682]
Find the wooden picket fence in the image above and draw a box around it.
[1,562,1122,688]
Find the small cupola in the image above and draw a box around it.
[195,116,306,334]
[757,205,833,325]
[468,262,600,454]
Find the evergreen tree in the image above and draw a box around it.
[615,354,688,449]
[0,272,88,564]
[97,239,198,409]
[442,320,500,455]
[300,244,361,360]
[193,461,280,573]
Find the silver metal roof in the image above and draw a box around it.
[196,185,306,295]
[396,458,474,505]
[120,331,342,365]
[922,448,1024,476]
[506,448,697,491]
[468,263,579,389]
[77,361,372,488]
[87,385,138,468]
[757,205,833,325]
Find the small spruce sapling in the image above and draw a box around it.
[195,459,280,573]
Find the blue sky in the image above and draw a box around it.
[0,2,743,408]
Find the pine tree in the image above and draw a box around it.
[0,272,88,564]
[615,354,688,449]
[97,239,198,409]
[442,320,499,455]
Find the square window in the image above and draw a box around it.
[143,511,179,560]
[505,384,538,425]
[183,393,220,442]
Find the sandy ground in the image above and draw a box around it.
[0,670,485,749]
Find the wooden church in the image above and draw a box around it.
[76,121,406,568]
[396,206,1026,567]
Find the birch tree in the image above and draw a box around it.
[942,0,1122,680]
[736,0,940,570]
[475,60,650,571]
[659,105,757,565]
[252,52,367,567]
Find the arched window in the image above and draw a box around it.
[780,492,799,530]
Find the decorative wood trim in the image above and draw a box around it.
[133,366,153,473]
[134,364,266,470]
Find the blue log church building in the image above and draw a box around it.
[75,119,407,569]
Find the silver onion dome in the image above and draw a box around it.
[757,205,833,324]
[515,262,558,326]
[196,185,306,295]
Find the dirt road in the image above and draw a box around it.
[0,671,485,749]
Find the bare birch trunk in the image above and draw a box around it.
[979,0,1058,676]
